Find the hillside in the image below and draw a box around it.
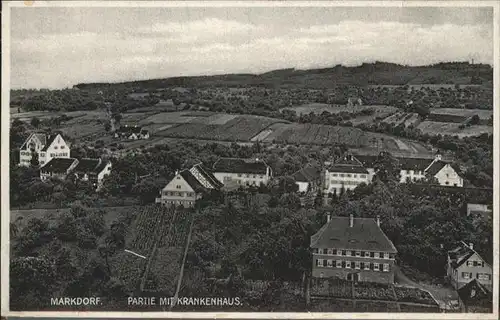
[73,62,493,90]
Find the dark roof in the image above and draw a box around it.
[117,125,143,134]
[40,158,77,173]
[40,133,65,152]
[354,155,378,168]
[425,160,447,176]
[448,242,491,268]
[310,216,397,253]
[95,160,111,173]
[73,158,101,173]
[192,163,224,189]
[397,157,433,171]
[213,158,269,174]
[179,170,207,193]
[327,165,368,174]
[458,279,492,307]
[292,165,322,182]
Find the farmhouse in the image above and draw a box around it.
[446,241,492,292]
[19,132,70,167]
[156,163,223,208]
[322,155,371,196]
[212,157,272,187]
[311,214,397,284]
[72,158,112,191]
[292,165,322,194]
[465,203,492,217]
[40,158,79,181]
[114,125,150,140]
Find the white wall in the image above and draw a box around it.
[323,170,370,194]
[434,165,463,187]
[214,171,270,187]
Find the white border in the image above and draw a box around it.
[1,1,499,319]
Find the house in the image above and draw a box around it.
[457,279,492,313]
[155,163,223,208]
[212,157,272,187]
[322,155,371,196]
[19,132,70,167]
[310,214,398,284]
[72,158,112,191]
[354,154,464,187]
[40,158,79,181]
[114,125,150,140]
[292,165,322,194]
[446,242,493,292]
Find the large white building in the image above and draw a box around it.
[212,158,272,188]
[322,155,371,196]
[19,132,70,167]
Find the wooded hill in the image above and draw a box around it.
[74,61,493,90]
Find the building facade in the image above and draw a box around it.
[72,158,112,191]
[310,214,398,284]
[156,163,222,207]
[19,133,70,167]
[447,242,493,292]
[322,155,371,196]
[212,158,272,188]
[114,125,150,140]
[292,165,322,194]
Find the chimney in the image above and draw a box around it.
[175,170,179,176]
[349,214,353,227]
[469,243,474,250]
[376,215,380,227]
[435,154,442,161]
[327,213,331,223]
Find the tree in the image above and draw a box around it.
[30,117,41,128]
[373,152,401,183]
[104,120,112,132]
[30,151,39,167]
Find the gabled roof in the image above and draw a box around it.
[213,157,269,174]
[458,279,492,307]
[40,133,67,152]
[354,155,378,168]
[116,125,143,134]
[20,132,48,150]
[326,154,369,174]
[397,157,433,171]
[425,160,447,176]
[73,158,109,174]
[179,170,207,193]
[310,216,397,253]
[191,163,224,189]
[448,241,491,269]
[40,158,77,173]
[292,165,322,183]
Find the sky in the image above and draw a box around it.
[9,5,494,89]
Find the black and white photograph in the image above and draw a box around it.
[1,0,498,317]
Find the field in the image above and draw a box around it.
[282,103,398,124]
[417,121,493,137]
[429,108,493,120]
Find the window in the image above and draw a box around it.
[313,248,318,254]
[238,174,242,177]
[40,152,45,157]
[332,173,338,177]
[327,260,334,267]
[61,145,65,149]
[345,261,351,269]
[383,253,390,259]
[339,174,345,177]
[346,251,352,256]
[477,273,491,281]
[389,253,396,259]
[342,250,346,256]
[383,264,389,272]
[467,261,472,267]
[373,263,380,271]
[50,153,55,157]
[327,249,333,255]
[316,259,323,267]
[445,181,449,185]
[355,261,360,270]
[355,251,361,257]
[176,176,181,179]
[323,260,327,267]
[360,262,365,269]
[336,249,342,256]
[336,260,342,268]
[246,174,250,178]
[54,146,58,149]
[462,272,471,279]
[176,185,181,189]
[365,251,370,258]
[360,174,366,178]
[347,174,352,178]
[374,252,379,259]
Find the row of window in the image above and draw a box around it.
[48,152,69,158]
[53,145,66,150]
[465,260,486,268]
[313,248,394,260]
[401,170,423,175]
[330,173,368,179]
[162,200,194,207]
[461,272,491,281]
[315,259,390,272]
[236,173,266,179]
[164,191,196,197]
[327,180,364,186]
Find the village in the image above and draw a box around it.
[10,112,493,312]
